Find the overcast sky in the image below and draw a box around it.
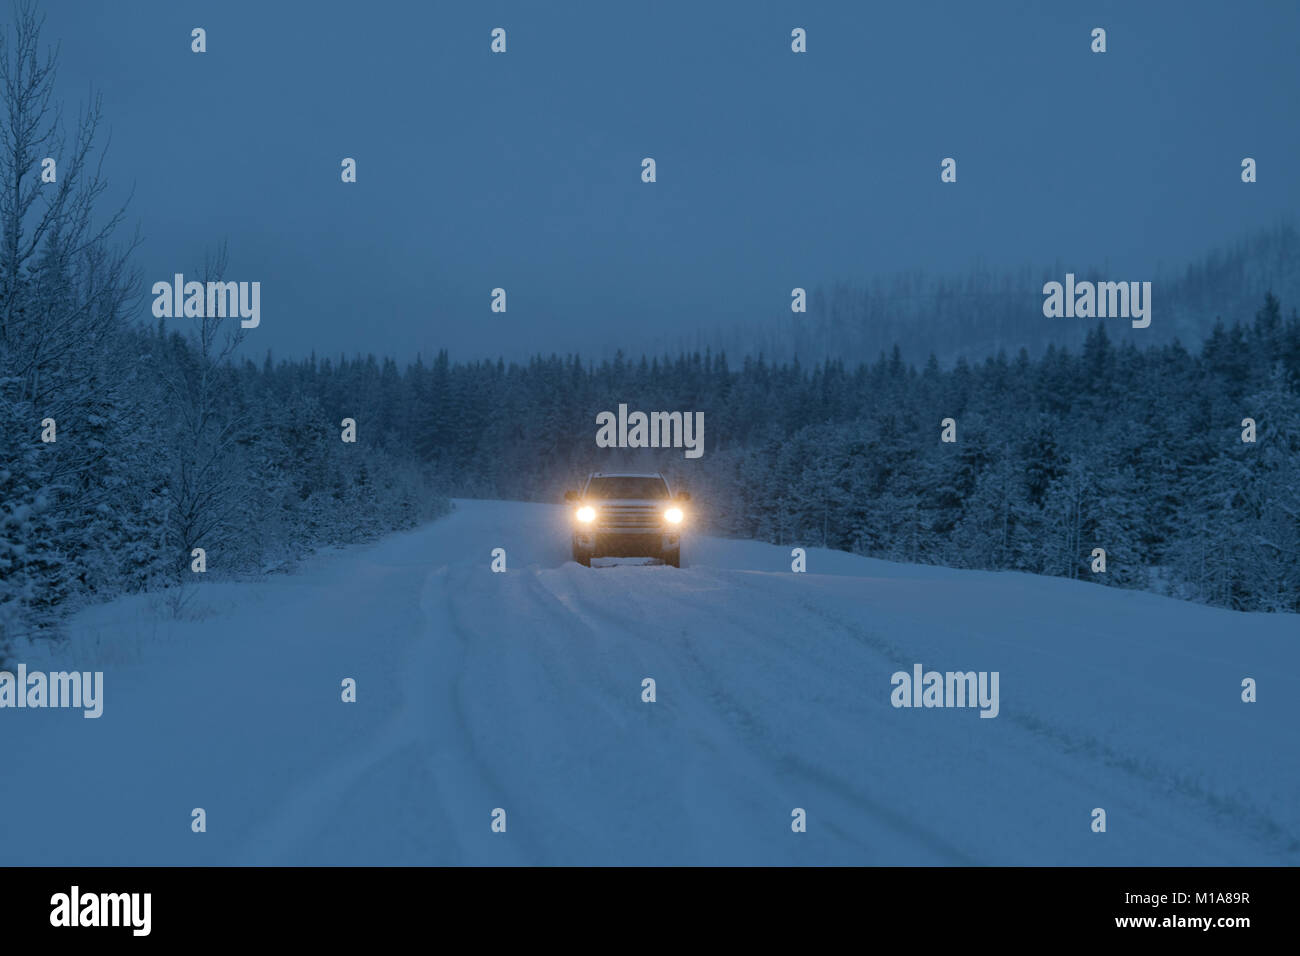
[36,0,1300,363]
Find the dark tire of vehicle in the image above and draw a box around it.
[663,547,680,568]
[574,548,592,567]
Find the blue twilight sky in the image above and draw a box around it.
[31,0,1300,362]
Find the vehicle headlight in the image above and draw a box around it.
[576,506,596,523]
[664,507,684,525]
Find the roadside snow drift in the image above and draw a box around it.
[2,499,1296,865]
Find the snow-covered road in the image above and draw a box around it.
[3,499,1296,865]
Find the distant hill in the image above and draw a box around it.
[661,222,1300,366]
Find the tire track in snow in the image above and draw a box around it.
[532,563,976,863]
[770,577,1300,863]
[238,565,447,864]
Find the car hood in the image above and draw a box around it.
[584,498,669,506]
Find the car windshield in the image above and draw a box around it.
[585,476,670,499]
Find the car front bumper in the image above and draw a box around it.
[573,528,680,557]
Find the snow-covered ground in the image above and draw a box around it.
[2,499,1296,865]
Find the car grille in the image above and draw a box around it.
[597,504,662,531]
